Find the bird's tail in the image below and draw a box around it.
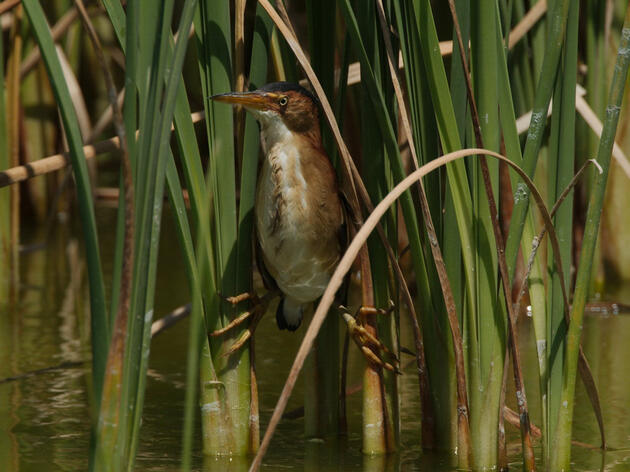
[276,296,304,331]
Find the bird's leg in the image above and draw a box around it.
[210,290,278,356]
[355,300,395,323]
[218,291,258,306]
[354,301,396,360]
[220,307,265,357]
[209,309,255,337]
[211,292,262,337]
[339,302,401,374]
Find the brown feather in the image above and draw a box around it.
[255,113,342,307]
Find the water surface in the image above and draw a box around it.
[1,210,628,471]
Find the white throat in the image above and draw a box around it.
[251,110,292,154]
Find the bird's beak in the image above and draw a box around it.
[211,90,275,111]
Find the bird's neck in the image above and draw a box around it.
[257,116,327,221]
[259,116,322,157]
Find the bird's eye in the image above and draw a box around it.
[279,96,288,106]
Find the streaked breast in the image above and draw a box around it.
[255,135,342,303]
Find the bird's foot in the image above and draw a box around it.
[339,302,401,374]
[210,291,260,337]
[355,300,395,321]
[218,291,259,306]
[210,290,276,356]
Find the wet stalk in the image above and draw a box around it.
[551,8,630,469]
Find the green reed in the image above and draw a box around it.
[0,26,9,302]
[5,1,630,470]
[552,7,630,468]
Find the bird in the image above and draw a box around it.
[211,82,344,335]
[211,82,399,372]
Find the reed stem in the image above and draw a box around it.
[551,7,630,469]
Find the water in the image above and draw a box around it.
[1,209,629,471]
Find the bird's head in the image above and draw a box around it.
[211,82,320,137]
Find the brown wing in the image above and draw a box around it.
[254,229,278,292]
[338,189,353,254]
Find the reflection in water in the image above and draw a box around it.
[0,303,19,472]
[203,455,250,472]
[362,453,398,472]
[1,214,630,471]
[570,315,630,472]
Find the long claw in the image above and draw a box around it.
[360,346,402,375]
[361,345,384,367]
[344,313,395,357]
[218,291,258,305]
[222,329,252,357]
[215,292,277,356]
[355,300,395,320]
[209,310,253,337]
[343,309,401,373]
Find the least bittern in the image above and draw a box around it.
[211,82,398,372]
